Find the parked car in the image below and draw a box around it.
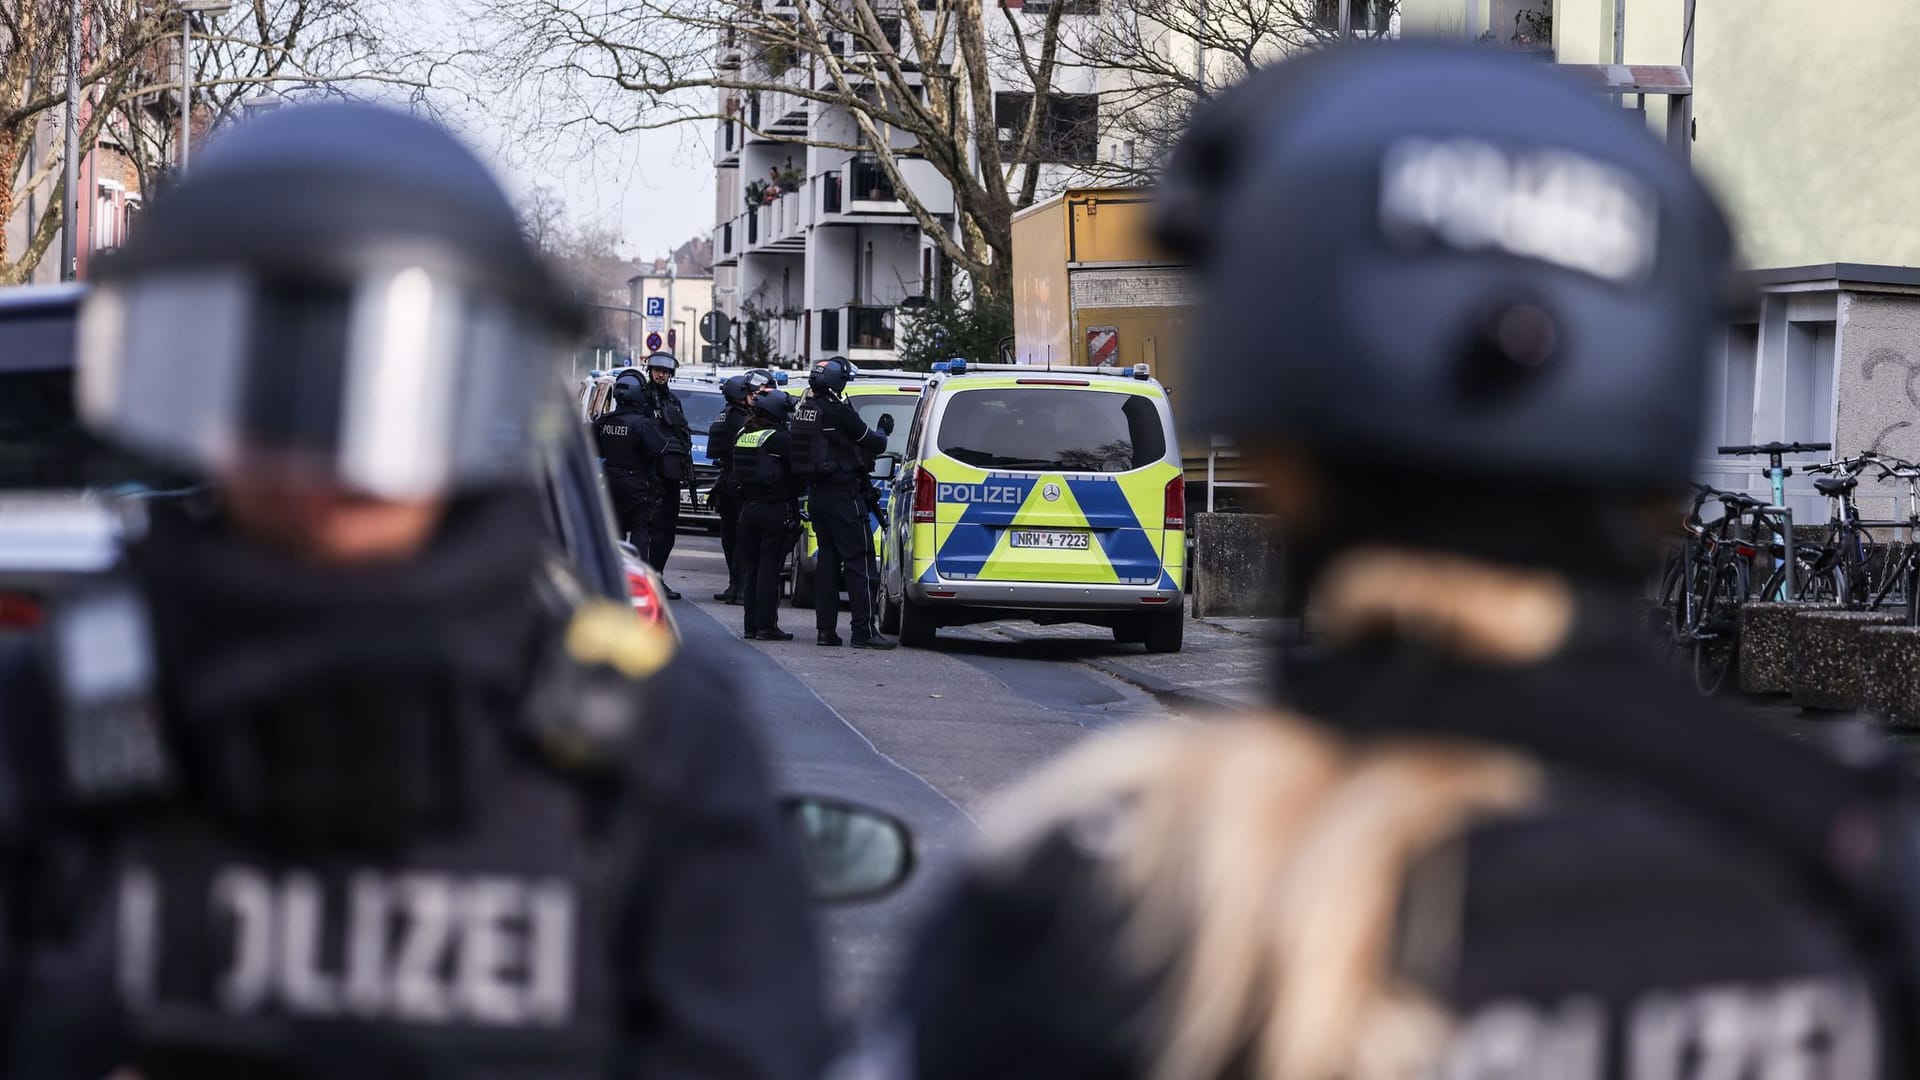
[879,359,1187,652]
[0,287,669,638]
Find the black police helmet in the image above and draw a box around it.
[809,357,853,396]
[644,352,678,374]
[76,102,582,499]
[1155,44,1736,494]
[612,374,646,407]
[753,389,795,422]
[721,374,753,406]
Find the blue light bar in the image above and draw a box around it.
[1132,363,1150,379]
[931,357,968,375]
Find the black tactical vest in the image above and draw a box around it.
[732,428,788,502]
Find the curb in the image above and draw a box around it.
[1086,656,1265,715]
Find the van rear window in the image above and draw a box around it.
[936,388,1165,473]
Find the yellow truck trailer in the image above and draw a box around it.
[1011,187,1257,504]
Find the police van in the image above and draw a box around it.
[789,369,926,608]
[878,359,1186,652]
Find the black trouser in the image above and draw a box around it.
[605,469,656,560]
[809,482,876,639]
[649,486,681,572]
[713,482,741,591]
[737,499,790,635]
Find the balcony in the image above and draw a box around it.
[820,305,895,359]
[816,155,953,225]
[744,189,809,255]
[713,215,742,266]
[744,85,809,144]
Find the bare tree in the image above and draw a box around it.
[1062,0,1398,185]
[3,0,433,284]
[465,0,1106,299]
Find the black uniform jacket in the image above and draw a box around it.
[0,499,829,1080]
[891,619,1911,1080]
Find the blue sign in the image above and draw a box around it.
[645,297,666,318]
[646,331,663,351]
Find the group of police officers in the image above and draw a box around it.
[598,352,898,648]
[2,38,1918,1080]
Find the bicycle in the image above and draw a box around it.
[1798,452,1885,609]
[1861,455,1920,626]
[1656,484,1769,694]
[1717,441,1831,598]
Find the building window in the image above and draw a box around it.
[1313,0,1381,32]
[1720,323,1759,447]
[820,309,841,352]
[93,188,119,250]
[1784,321,1837,446]
[1024,0,1099,14]
[995,92,1098,163]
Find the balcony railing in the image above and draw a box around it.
[848,305,895,352]
[849,156,898,204]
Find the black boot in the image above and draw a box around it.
[755,628,795,641]
[851,635,898,651]
[816,630,844,647]
[714,587,738,603]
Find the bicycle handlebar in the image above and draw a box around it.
[1717,441,1832,455]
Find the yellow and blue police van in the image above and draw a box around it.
[878,359,1186,652]
[789,369,926,608]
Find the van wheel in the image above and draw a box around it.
[1143,609,1184,654]
[899,595,938,648]
[879,589,902,635]
[790,538,815,609]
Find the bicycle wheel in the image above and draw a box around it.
[1907,559,1920,627]
[1692,557,1747,696]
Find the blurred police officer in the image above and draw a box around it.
[790,357,895,649]
[595,368,665,555]
[884,45,1920,1080]
[0,103,828,1079]
[637,351,693,596]
[733,390,802,642]
[708,373,755,604]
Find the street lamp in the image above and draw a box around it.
[177,0,235,174]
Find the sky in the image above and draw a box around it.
[387,5,719,264]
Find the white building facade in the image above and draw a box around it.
[710,0,1103,368]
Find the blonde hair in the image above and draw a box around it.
[981,716,1540,1080]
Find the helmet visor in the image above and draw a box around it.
[78,263,565,499]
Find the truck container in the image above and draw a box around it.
[1010,186,1258,506]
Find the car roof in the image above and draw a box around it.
[0,285,85,375]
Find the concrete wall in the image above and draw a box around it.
[1548,0,1920,271]
[1834,290,1920,521]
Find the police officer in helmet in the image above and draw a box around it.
[596,368,665,557]
[708,373,754,604]
[636,351,694,597]
[0,102,828,1079]
[709,369,778,604]
[732,390,802,641]
[883,45,1920,1080]
[790,357,895,648]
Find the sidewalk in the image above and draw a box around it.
[980,614,1283,714]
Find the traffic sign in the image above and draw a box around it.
[645,296,666,319]
[646,331,663,352]
[699,310,732,345]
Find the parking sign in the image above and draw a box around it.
[645,297,666,319]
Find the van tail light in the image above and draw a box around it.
[914,466,938,524]
[1164,476,1186,531]
[626,568,665,624]
[0,592,42,629]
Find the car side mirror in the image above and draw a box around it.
[871,454,898,480]
[781,796,915,903]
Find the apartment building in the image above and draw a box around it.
[709,0,1101,368]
